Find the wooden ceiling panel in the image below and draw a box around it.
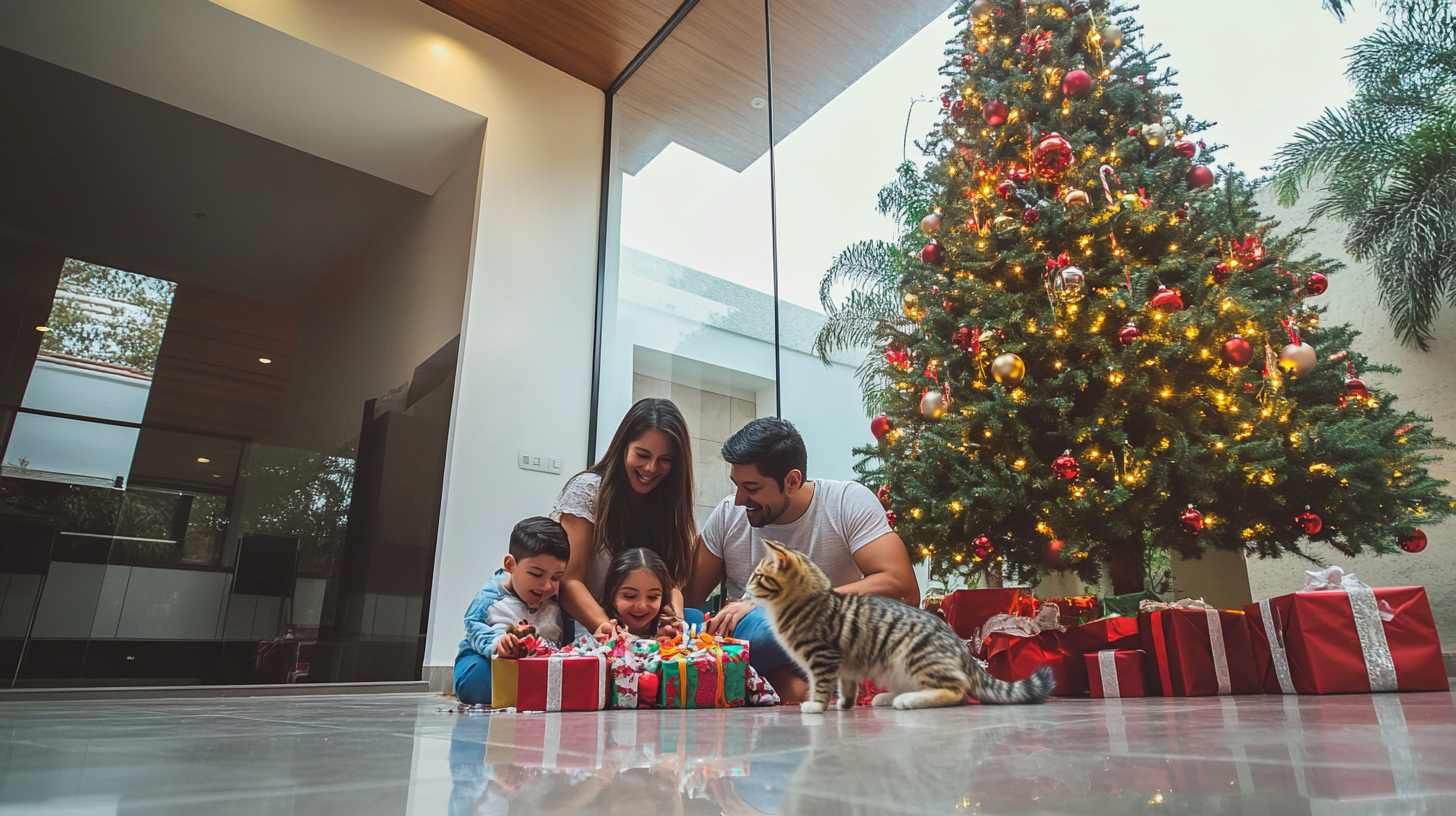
[423,0,954,173]
[418,0,684,90]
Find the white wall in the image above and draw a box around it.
[213,0,606,669]
[1247,186,1456,649]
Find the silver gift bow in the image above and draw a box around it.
[1298,566,1398,693]
[1096,650,1121,698]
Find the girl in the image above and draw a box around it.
[601,548,678,638]
[553,398,698,638]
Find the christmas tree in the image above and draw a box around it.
[827,0,1455,594]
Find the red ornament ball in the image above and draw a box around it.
[1221,336,1254,368]
[876,484,892,509]
[1399,529,1428,553]
[1060,69,1092,98]
[1033,134,1074,181]
[884,347,909,369]
[1173,141,1197,159]
[1023,207,1042,226]
[982,100,1008,126]
[885,511,898,529]
[1345,377,1369,401]
[996,179,1018,199]
[1118,322,1142,347]
[1187,166,1215,189]
[972,535,994,560]
[1150,287,1185,312]
[921,243,945,266]
[1052,451,1081,480]
[871,415,893,440]
[1296,507,1323,536]
[1044,539,1067,569]
[953,325,975,352]
[1179,505,1204,535]
[1305,272,1329,296]
[949,99,966,119]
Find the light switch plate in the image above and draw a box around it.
[518,450,563,474]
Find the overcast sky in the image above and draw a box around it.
[620,1,1386,313]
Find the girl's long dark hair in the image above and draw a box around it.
[602,548,677,632]
[585,398,696,587]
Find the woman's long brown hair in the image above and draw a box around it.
[586,398,696,587]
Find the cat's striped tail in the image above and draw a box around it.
[966,659,1055,705]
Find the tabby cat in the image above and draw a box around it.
[746,539,1054,712]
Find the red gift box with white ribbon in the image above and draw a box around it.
[940,588,1026,639]
[1137,600,1262,696]
[1243,567,1448,695]
[1085,649,1147,698]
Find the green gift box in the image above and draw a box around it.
[658,639,748,708]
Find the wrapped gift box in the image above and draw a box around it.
[491,652,608,712]
[608,638,661,709]
[1086,650,1147,698]
[658,635,749,708]
[1138,607,1261,696]
[1244,573,1448,694]
[940,588,1025,639]
[985,630,1087,696]
[1063,615,1140,655]
[1040,595,1102,627]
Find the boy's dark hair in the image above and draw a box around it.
[509,516,571,563]
[720,418,808,490]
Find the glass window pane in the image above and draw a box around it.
[602,0,777,524]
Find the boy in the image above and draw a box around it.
[453,516,574,706]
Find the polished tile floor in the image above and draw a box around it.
[1,692,1454,815]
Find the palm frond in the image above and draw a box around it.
[818,240,904,313]
[1269,104,1400,209]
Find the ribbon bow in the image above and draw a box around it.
[1301,565,1368,593]
[973,602,1066,652]
[1045,252,1072,272]
[1138,597,1214,612]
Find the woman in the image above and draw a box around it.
[552,398,698,637]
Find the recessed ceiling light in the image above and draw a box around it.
[196,457,211,464]
[212,474,221,478]
[750,97,767,110]
[35,326,49,332]
[258,357,272,364]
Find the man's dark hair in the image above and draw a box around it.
[509,516,571,562]
[721,418,808,490]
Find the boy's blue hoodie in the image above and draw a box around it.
[456,569,570,663]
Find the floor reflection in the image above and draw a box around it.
[445,693,1456,816]
[0,693,1453,815]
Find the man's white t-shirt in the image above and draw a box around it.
[701,479,894,600]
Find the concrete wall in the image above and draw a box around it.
[218,0,607,670]
[1247,186,1456,649]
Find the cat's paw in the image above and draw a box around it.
[799,701,827,714]
[871,692,897,708]
[836,695,856,710]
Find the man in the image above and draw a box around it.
[684,418,920,702]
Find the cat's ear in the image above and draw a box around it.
[762,539,792,568]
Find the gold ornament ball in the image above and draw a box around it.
[969,0,993,20]
[1063,188,1090,207]
[991,352,1026,386]
[1139,123,1168,148]
[920,389,947,420]
[902,292,924,321]
[920,213,941,234]
[992,214,1019,236]
[1278,342,1317,378]
[1100,24,1123,51]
